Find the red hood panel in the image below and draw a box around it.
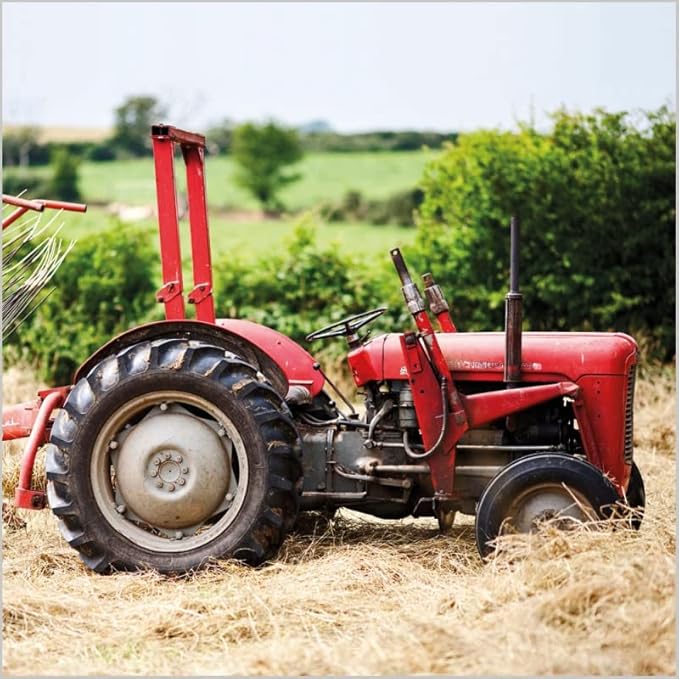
[374,331,638,383]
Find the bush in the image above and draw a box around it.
[301,130,458,153]
[214,217,397,351]
[48,148,81,202]
[10,226,158,384]
[320,188,424,226]
[87,142,117,162]
[413,107,675,358]
[1,172,49,198]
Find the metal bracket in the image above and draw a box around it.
[156,280,183,303]
[15,488,47,510]
[187,283,212,305]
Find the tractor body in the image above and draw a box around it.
[3,125,644,572]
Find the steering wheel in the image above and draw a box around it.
[305,307,388,342]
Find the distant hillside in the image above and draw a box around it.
[3,125,111,143]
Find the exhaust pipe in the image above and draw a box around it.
[504,215,523,387]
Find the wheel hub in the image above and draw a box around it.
[115,408,231,529]
[509,484,592,533]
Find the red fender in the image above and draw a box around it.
[74,319,324,398]
[216,318,324,396]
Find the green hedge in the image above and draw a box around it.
[8,226,158,384]
[5,107,673,387]
[411,107,675,358]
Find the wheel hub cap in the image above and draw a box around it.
[115,409,231,529]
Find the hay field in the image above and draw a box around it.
[2,365,675,676]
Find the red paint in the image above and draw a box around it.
[3,194,86,229]
[2,386,71,442]
[37,199,87,213]
[361,331,637,384]
[400,332,466,497]
[2,399,42,441]
[14,390,65,509]
[217,318,325,396]
[182,144,215,323]
[462,381,580,428]
[152,131,185,320]
[436,312,457,333]
[351,330,636,493]
[151,125,216,324]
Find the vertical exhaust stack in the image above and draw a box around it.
[504,216,523,387]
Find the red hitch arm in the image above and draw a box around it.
[4,388,69,510]
[2,194,87,230]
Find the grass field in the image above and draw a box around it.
[2,366,675,675]
[47,207,417,264]
[14,150,435,212]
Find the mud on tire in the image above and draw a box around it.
[46,339,303,573]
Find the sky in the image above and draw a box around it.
[2,2,675,133]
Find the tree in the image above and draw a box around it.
[111,95,167,157]
[2,126,42,167]
[48,148,81,202]
[205,118,235,155]
[414,107,675,358]
[232,122,303,212]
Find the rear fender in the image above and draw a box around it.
[74,319,324,398]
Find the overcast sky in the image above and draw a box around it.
[2,2,675,132]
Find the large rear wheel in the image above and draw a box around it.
[475,453,620,558]
[46,339,302,573]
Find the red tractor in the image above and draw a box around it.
[3,125,645,573]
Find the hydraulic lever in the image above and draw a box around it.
[422,272,456,332]
[390,248,467,427]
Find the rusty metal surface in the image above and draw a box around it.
[422,272,457,332]
[504,216,523,385]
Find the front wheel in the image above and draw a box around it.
[623,462,645,530]
[46,339,302,573]
[475,453,620,558]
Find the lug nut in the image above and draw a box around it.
[218,428,226,437]
[159,402,168,412]
[175,455,183,463]
[155,479,163,488]
[109,440,118,450]
[182,467,189,474]
[116,504,126,514]
[153,457,161,466]
[150,470,158,478]
[164,452,171,460]
[168,483,175,492]
[177,478,186,486]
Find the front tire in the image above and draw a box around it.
[46,339,302,573]
[475,453,620,558]
[624,462,645,530]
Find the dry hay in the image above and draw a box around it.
[2,367,675,676]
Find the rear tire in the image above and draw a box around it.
[475,453,620,558]
[46,338,302,573]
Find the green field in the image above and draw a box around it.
[22,150,436,211]
[19,150,432,261]
[55,207,417,265]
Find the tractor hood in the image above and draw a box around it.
[352,331,638,385]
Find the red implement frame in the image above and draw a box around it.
[2,194,87,229]
[3,194,86,508]
[151,124,215,324]
[3,388,70,509]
